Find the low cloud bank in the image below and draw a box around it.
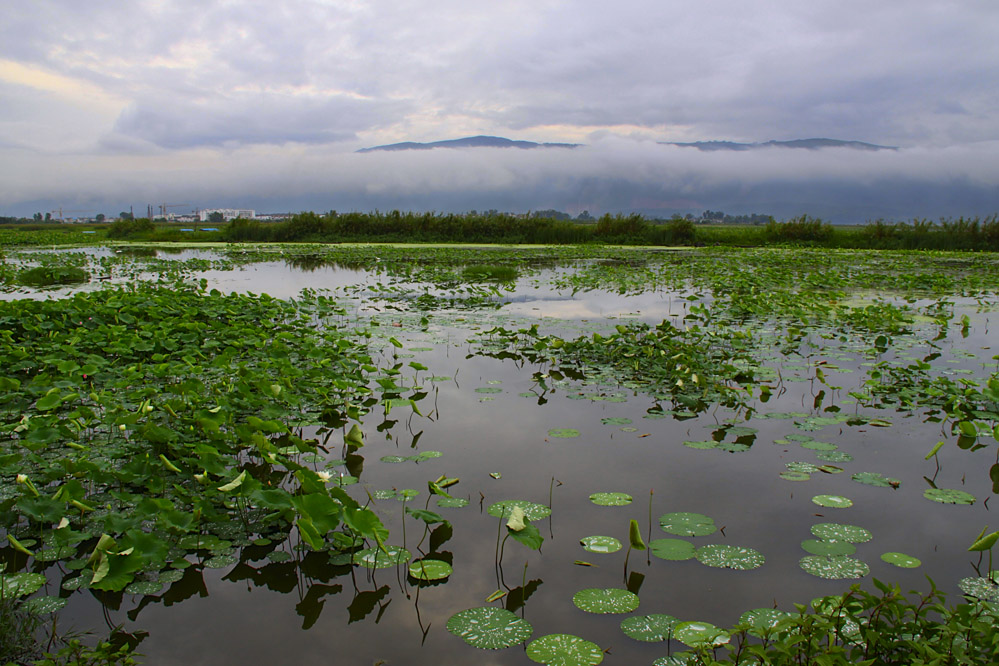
[3,137,998,222]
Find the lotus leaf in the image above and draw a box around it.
[801,539,856,557]
[355,545,410,569]
[811,523,872,543]
[739,608,790,637]
[408,559,452,581]
[649,538,696,561]
[526,634,603,666]
[589,492,633,506]
[659,512,716,537]
[695,544,765,570]
[852,472,900,488]
[572,588,640,614]
[811,494,853,508]
[446,607,534,649]
[487,500,551,521]
[799,555,870,579]
[620,614,679,642]
[673,621,730,648]
[881,552,921,568]
[548,428,580,438]
[923,488,975,505]
[580,536,622,554]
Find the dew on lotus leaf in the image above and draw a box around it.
[799,555,870,580]
[649,539,696,561]
[673,621,730,648]
[526,633,603,666]
[572,587,640,614]
[738,608,791,637]
[487,500,551,521]
[881,552,921,568]
[852,472,901,488]
[660,512,716,537]
[355,545,410,569]
[801,539,857,557]
[589,492,633,506]
[811,494,853,509]
[446,607,534,650]
[580,535,622,554]
[437,497,469,509]
[923,488,975,505]
[695,544,765,570]
[621,614,679,642]
[811,523,872,543]
[409,559,453,581]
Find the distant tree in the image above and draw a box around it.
[33,212,42,221]
[45,212,52,221]
[576,210,594,221]
[119,211,133,220]
[208,211,225,224]
[95,213,106,222]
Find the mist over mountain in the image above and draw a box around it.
[357,135,580,153]
[665,138,897,151]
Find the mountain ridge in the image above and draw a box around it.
[663,138,897,151]
[357,135,581,153]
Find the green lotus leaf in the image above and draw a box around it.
[780,471,811,482]
[124,580,165,595]
[800,440,837,451]
[20,595,67,615]
[958,577,999,602]
[355,545,410,569]
[408,559,452,581]
[811,494,853,508]
[601,417,632,426]
[786,462,820,473]
[695,544,765,570]
[851,472,900,488]
[817,451,854,463]
[716,441,751,453]
[881,552,921,568]
[487,500,551,521]
[801,539,857,557]
[659,512,716,537]
[474,387,503,394]
[923,488,975,505]
[650,538,696,561]
[799,555,870,579]
[738,608,790,637]
[204,553,238,569]
[0,572,46,598]
[548,428,580,439]
[683,440,718,450]
[810,523,872,543]
[725,426,758,436]
[620,614,679,642]
[437,497,469,509]
[572,588,640,614]
[372,489,397,499]
[673,621,730,648]
[589,492,633,506]
[526,633,603,666]
[380,455,409,463]
[446,607,533,649]
[580,536,622,554]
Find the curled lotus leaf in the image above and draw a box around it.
[695,544,765,570]
[659,512,716,537]
[580,536,622,554]
[923,488,975,505]
[799,555,870,580]
[526,633,603,666]
[572,588,640,614]
[487,500,551,521]
[446,607,534,649]
[810,523,872,543]
[620,614,679,642]
[673,621,730,648]
[589,492,633,506]
[649,538,696,561]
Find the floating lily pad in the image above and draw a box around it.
[786,462,820,473]
[372,489,397,499]
[526,634,603,666]
[589,492,633,506]
[580,536,622,554]
[20,595,67,615]
[409,559,453,580]
[801,440,838,451]
[650,538,696,561]
[780,471,811,482]
[437,497,469,509]
[572,588,640,614]
[817,451,854,463]
[799,555,870,579]
[811,523,872,543]
[475,387,503,394]
[725,426,758,437]
[683,440,717,450]
[958,576,999,602]
[548,429,580,439]
[852,472,900,488]
[801,539,856,557]
[125,580,164,595]
[673,621,730,648]
[812,494,853,508]
[620,614,679,642]
[380,455,409,463]
[923,488,975,505]
[355,545,410,569]
[660,512,716,537]
[0,572,46,598]
[204,553,238,569]
[881,552,921,568]
[447,607,534,649]
[487,500,551,521]
[695,544,765,570]
[716,441,751,453]
[601,417,632,426]
[739,609,790,637]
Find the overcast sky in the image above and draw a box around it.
[2,1,998,220]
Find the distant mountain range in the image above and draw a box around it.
[663,138,897,151]
[357,135,581,153]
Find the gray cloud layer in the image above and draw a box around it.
[2,1,998,218]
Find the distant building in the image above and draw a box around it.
[198,208,255,222]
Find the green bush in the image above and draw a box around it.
[106,218,154,240]
[765,215,833,243]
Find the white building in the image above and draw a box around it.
[198,208,255,222]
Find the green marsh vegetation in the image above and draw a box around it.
[2,243,999,664]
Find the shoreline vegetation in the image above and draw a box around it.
[1,212,998,250]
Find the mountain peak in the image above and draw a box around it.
[357,135,581,153]
[663,138,897,151]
